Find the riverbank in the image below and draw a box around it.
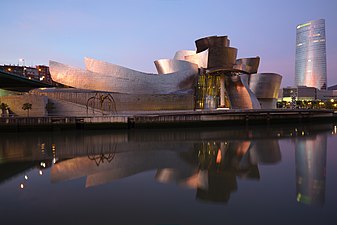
[0,109,336,131]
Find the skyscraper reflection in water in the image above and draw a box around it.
[295,134,327,206]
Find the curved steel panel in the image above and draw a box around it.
[195,36,230,53]
[85,57,154,77]
[207,46,238,72]
[173,50,196,61]
[208,35,230,48]
[249,73,282,98]
[195,36,213,53]
[50,60,198,95]
[154,59,198,74]
[225,75,261,109]
[184,50,208,68]
[234,57,260,74]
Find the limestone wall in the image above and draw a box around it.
[0,94,48,117]
[31,88,195,113]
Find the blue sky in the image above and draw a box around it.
[0,0,336,87]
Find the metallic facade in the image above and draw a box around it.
[295,19,327,90]
[224,75,261,109]
[234,57,260,74]
[50,59,198,95]
[248,73,282,109]
[249,73,282,99]
[184,50,208,69]
[191,35,267,109]
[154,59,198,74]
[47,35,282,111]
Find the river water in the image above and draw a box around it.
[0,123,336,225]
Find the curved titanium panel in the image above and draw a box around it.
[154,59,198,74]
[184,50,208,68]
[207,46,238,72]
[173,50,196,61]
[84,57,198,89]
[225,75,261,109]
[234,57,260,74]
[208,35,230,48]
[249,73,282,98]
[50,60,198,95]
[195,36,213,53]
[195,36,230,53]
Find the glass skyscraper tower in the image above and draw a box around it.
[295,19,327,90]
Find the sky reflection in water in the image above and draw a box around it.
[0,124,337,225]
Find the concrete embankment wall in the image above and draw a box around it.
[0,109,335,131]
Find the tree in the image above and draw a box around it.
[22,103,32,117]
[0,102,8,117]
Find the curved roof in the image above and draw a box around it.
[154,59,198,74]
[50,60,198,95]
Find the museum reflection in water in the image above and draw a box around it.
[0,125,330,205]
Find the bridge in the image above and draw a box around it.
[0,70,54,92]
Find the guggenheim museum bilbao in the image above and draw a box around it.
[31,35,282,115]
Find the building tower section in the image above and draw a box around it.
[295,19,327,90]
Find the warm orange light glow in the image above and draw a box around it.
[184,172,199,189]
[20,183,24,189]
[236,141,251,157]
[7,68,11,72]
[216,149,222,164]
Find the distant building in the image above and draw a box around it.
[282,86,317,101]
[280,86,337,101]
[0,64,53,84]
[36,65,52,83]
[295,19,327,90]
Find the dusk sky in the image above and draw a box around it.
[1,0,336,87]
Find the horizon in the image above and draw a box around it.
[1,0,336,88]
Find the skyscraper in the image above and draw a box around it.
[295,19,327,90]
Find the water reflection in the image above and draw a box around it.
[0,124,332,205]
[295,134,327,206]
[156,139,281,203]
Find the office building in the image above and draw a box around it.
[295,19,327,90]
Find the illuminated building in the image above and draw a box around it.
[48,36,282,111]
[295,19,327,90]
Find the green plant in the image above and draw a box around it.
[22,102,32,117]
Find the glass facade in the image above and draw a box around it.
[295,19,327,90]
[195,71,231,109]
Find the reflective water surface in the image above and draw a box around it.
[1,124,337,225]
